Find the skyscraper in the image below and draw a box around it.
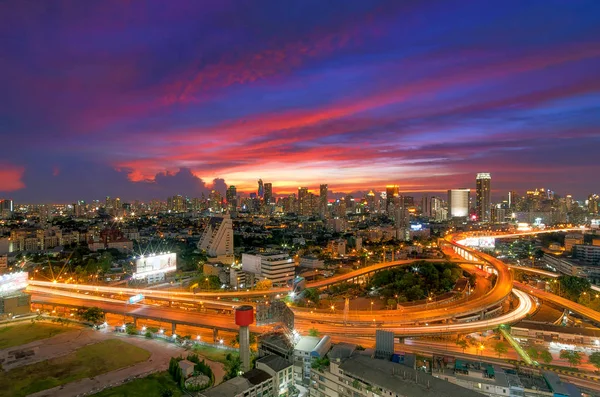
[448,189,470,218]
[257,179,264,199]
[0,199,14,220]
[385,185,399,213]
[263,183,273,205]
[298,187,309,216]
[476,173,491,222]
[319,184,328,218]
[226,185,237,212]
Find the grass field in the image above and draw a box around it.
[191,344,238,363]
[91,371,182,397]
[0,339,151,397]
[0,322,75,349]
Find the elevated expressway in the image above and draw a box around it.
[29,230,536,337]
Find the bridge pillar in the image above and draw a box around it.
[213,328,219,342]
[480,310,485,320]
[171,322,177,336]
[133,317,137,328]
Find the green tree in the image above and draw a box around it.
[224,353,242,380]
[159,388,174,397]
[254,279,273,291]
[560,350,583,367]
[456,339,468,353]
[588,352,600,370]
[80,307,104,324]
[308,327,320,337]
[558,275,591,301]
[526,346,540,361]
[493,341,508,357]
[303,288,320,305]
[539,349,553,364]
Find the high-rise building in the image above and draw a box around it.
[385,185,399,213]
[0,199,14,219]
[421,195,431,217]
[198,214,234,263]
[319,184,328,218]
[448,189,470,218]
[508,190,518,209]
[476,173,491,222]
[263,183,273,205]
[298,187,310,216]
[258,179,264,199]
[226,185,237,212]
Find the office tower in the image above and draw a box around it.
[0,199,14,219]
[226,185,237,212]
[448,189,470,218]
[198,214,234,263]
[208,190,223,213]
[258,179,264,199]
[385,185,399,213]
[298,187,309,216]
[263,183,273,205]
[366,191,376,212]
[476,173,491,222]
[421,195,431,217]
[319,184,328,218]
[508,190,518,209]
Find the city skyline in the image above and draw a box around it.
[2,1,600,202]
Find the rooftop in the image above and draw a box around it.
[294,336,320,352]
[339,355,484,397]
[201,369,272,397]
[256,355,293,372]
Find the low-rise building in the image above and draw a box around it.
[300,256,325,269]
[312,353,484,397]
[200,368,274,397]
[294,335,331,383]
[256,355,293,396]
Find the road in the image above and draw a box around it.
[32,287,535,337]
[514,281,600,325]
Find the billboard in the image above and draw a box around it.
[132,253,176,280]
[592,220,600,230]
[0,272,28,296]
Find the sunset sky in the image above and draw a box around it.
[1,1,599,203]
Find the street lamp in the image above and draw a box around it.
[370,301,374,314]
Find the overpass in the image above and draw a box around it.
[27,258,478,300]
[31,288,535,338]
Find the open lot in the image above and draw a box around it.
[0,322,75,349]
[91,371,183,397]
[0,339,150,397]
[191,343,238,364]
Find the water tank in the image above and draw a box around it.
[235,305,254,326]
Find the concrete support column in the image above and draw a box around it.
[480,310,485,320]
[133,317,137,328]
[213,328,219,342]
[171,322,176,336]
[239,325,250,372]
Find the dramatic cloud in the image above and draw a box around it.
[1,1,599,202]
[0,163,25,192]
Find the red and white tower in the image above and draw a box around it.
[235,305,254,372]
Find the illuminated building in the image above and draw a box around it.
[319,184,328,218]
[297,187,310,216]
[476,173,491,222]
[448,189,470,218]
[0,199,13,220]
[258,179,264,199]
[588,194,599,215]
[385,185,399,213]
[264,183,273,205]
[242,251,294,286]
[226,185,238,212]
[198,214,234,263]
